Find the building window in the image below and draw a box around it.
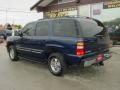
[58,0,75,3]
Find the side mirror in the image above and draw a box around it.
[18,31,23,37]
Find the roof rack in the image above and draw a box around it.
[38,15,92,20]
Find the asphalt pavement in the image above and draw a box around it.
[0,43,120,90]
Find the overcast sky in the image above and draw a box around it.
[0,0,43,26]
[0,0,38,10]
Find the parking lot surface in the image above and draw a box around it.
[0,43,120,90]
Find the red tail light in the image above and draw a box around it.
[76,42,85,56]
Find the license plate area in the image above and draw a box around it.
[84,59,96,67]
[84,54,104,67]
[96,54,104,62]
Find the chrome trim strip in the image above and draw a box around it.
[17,48,31,52]
[67,54,82,58]
[16,46,43,54]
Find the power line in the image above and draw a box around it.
[0,7,33,12]
[0,8,41,24]
[0,7,26,10]
[0,9,38,13]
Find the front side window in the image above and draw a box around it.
[53,19,77,37]
[36,21,49,36]
[22,22,35,36]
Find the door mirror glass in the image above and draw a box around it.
[18,31,23,37]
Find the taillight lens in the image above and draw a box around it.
[76,42,85,56]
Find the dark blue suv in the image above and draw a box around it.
[6,17,111,76]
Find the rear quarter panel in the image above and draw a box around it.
[47,37,83,64]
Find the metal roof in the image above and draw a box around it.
[30,0,112,11]
[30,0,54,10]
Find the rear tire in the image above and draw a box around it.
[48,53,67,76]
[8,45,19,61]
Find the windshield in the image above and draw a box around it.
[77,18,105,37]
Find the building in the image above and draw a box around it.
[30,0,112,18]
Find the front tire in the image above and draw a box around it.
[8,45,19,61]
[48,53,67,76]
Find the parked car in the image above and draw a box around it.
[0,29,12,40]
[6,17,111,76]
[0,30,6,40]
[109,29,120,44]
[5,29,12,38]
[0,35,4,43]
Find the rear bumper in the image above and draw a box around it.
[82,52,112,62]
[103,52,112,61]
[83,52,112,67]
[66,51,111,65]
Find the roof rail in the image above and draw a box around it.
[37,15,92,20]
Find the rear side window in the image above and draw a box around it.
[36,21,49,36]
[78,19,104,37]
[53,19,77,37]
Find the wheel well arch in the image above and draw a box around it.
[6,42,14,51]
[46,47,63,57]
[46,47,68,64]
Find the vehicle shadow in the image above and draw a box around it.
[65,65,106,80]
[18,58,48,70]
[18,58,106,79]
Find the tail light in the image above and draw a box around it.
[76,41,85,56]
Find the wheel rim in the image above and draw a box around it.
[50,58,61,73]
[9,48,15,59]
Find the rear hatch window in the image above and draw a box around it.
[77,18,109,55]
[78,18,105,37]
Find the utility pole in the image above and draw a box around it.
[77,0,80,17]
[90,4,92,18]
[5,9,8,24]
[77,6,80,17]
[12,18,14,25]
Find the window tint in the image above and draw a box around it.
[53,19,77,37]
[22,22,35,36]
[36,21,49,36]
[78,18,104,37]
